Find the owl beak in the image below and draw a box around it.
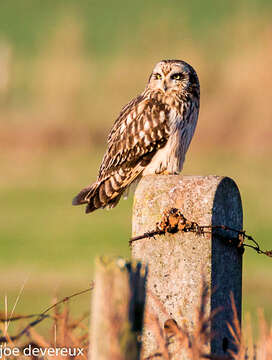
[162,81,168,92]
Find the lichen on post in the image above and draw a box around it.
[131,175,243,358]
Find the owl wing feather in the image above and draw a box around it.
[106,93,145,144]
[72,92,171,213]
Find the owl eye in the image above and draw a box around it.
[171,73,183,80]
[154,73,162,80]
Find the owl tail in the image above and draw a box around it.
[72,180,122,214]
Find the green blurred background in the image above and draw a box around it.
[0,0,272,336]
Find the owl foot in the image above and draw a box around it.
[159,170,178,175]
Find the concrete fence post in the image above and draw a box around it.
[131,175,243,358]
[89,257,147,360]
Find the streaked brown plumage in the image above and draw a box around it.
[73,60,200,213]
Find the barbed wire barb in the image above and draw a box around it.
[130,208,272,258]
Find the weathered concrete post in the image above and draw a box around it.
[132,175,243,358]
[89,257,147,360]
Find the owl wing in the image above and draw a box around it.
[106,93,146,145]
[72,93,171,213]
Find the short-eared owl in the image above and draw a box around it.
[73,60,200,213]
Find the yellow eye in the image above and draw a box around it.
[154,73,162,80]
[171,73,183,80]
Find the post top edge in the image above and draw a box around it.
[135,174,241,198]
[138,174,237,184]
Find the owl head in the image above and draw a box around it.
[147,59,199,98]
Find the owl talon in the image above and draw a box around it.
[159,170,178,175]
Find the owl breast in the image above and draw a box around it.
[143,104,198,176]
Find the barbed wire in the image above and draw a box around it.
[130,208,272,258]
[0,282,94,343]
[2,209,271,344]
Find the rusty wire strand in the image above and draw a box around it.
[129,208,272,258]
[40,282,94,316]
[0,283,94,343]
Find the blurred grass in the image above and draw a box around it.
[0,0,272,337]
[1,0,271,57]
